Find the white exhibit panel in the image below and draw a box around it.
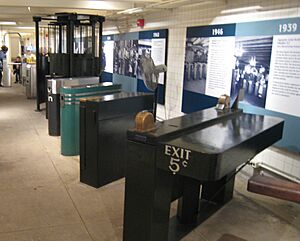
[266,35,300,117]
[151,38,166,85]
[205,37,235,98]
[103,40,114,73]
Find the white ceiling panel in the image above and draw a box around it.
[0,0,221,32]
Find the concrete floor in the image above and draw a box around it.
[0,84,299,241]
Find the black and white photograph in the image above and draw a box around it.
[230,36,273,108]
[183,37,209,94]
[112,38,165,91]
[137,39,168,90]
[137,39,153,80]
[113,39,139,77]
[137,39,158,90]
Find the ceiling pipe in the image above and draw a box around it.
[145,0,222,9]
[113,0,220,16]
[3,32,25,56]
[3,32,24,45]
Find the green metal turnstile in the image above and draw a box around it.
[60,82,121,156]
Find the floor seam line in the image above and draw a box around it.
[32,122,95,241]
[0,222,83,235]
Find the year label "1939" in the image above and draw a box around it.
[279,23,297,33]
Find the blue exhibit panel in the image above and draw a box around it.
[113,74,137,93]
[139,29,168,39]
[187,23,236,38]
[182,90,218,113]
[137,79,165,105]
[156,84,165,105]
[101,72,113,82]
[114,32,139,41]
[239,102,300,153]
[236,17,300,36]
[137,79,152,93]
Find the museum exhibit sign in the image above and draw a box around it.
[182,17,300,152]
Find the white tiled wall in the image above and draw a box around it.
[104,0,300,180]
[118,0,300,120]
[253,148,300,182]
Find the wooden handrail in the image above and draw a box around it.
[247,175,300,203]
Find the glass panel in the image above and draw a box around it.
[95,22,100,57]
[39,27,49,55]
[74,25,81,54]
[48,26,56,54]
[62,25,67,53]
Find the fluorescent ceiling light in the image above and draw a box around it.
[0,21,17,25]
[221,5,262,14]
[117,7,143,14]
[85,1,132,10]
[179,0,215,8]
[17,27,35,30]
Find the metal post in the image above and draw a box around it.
[58,24,62,53]
[91,18,96,76]
[80,25,82,54]
[47,25,50,53]
[53,26,56,53]
[67,16,75,77]
[91,20,96,57]
[98,21,103,77]
[153,87,158,121]
[33,17,41,111]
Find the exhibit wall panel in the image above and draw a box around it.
[123,0,300,118]
[102,29,168,105]
[181,18,300,116]
[105,0,300,181]
[180,17,300,160]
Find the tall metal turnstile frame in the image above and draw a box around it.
[33,13,105,111]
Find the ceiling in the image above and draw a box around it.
[0,0,220,30]
[1,0,299,34]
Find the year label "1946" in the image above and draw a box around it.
[212,28,224,36]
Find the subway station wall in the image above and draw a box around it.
[104,0,300,180]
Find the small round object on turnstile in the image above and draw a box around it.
[135,111,156,132]
[80,96,102,103]
[218,94,230,109]
[80,98,88,102]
